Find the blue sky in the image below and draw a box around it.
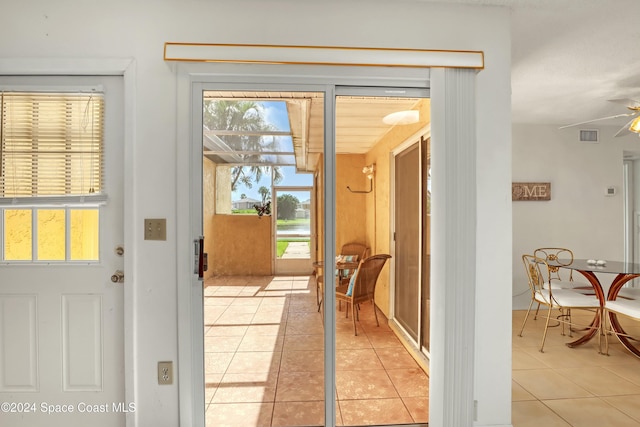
[231,101,313,202]
[262,101,290,132]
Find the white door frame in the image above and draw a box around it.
[273,186,315,275]
[0,58,136,426]
[177,63,478,427]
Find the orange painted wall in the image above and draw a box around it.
[314,154,368,261]
[210,215,272,276]
[336,154,367,252]
[312,154,368,283]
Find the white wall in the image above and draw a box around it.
[0,1,512,426]
[512,123,640,309]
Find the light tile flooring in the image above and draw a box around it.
[204,277,640,427]
[203,275,429,427]
[513,308,640,426]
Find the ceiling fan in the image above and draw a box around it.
[559,98,640,137]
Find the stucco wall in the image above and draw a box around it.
[336,154,367,251]
[210,215,272,275]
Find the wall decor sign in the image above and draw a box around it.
[512,182,551,201]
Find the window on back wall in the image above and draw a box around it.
[0,91,105,262]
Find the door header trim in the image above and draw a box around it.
[164,42,484,69]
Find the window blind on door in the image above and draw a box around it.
[0,92,106,206]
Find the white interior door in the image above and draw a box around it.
[0,76,125,426]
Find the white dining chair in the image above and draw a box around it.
[519,254,602,352]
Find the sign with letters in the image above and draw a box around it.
[512,182,551,201]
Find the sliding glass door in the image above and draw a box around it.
[193,80,431,427]
[334,88,431,425]
[394,142,421,341]
[392,136,430,355]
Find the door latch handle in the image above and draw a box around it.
[194,236,205,280]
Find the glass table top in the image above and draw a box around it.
[551,258,640,275]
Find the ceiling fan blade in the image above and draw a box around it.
[613,116,639,137]
[558,112,636,129]
[608,98,640,109]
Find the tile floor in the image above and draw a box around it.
[513,308,640,427]
[203,276,640,427]
[203,275,429,427]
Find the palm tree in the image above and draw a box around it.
[203,100,283,190]
[258,186,271,204]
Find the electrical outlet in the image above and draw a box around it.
[158,361,173,385]
[145,218,167,241]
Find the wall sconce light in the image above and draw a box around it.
[348,164,375,193]
[362,164,375,179]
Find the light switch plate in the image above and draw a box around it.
[158,361,173,385]
[144,218,166,240]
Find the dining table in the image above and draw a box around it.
[548,258,640,355]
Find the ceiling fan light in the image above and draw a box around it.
[630,116,640,134]
[383,110,419,125]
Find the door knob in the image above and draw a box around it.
[111,270,124,283]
